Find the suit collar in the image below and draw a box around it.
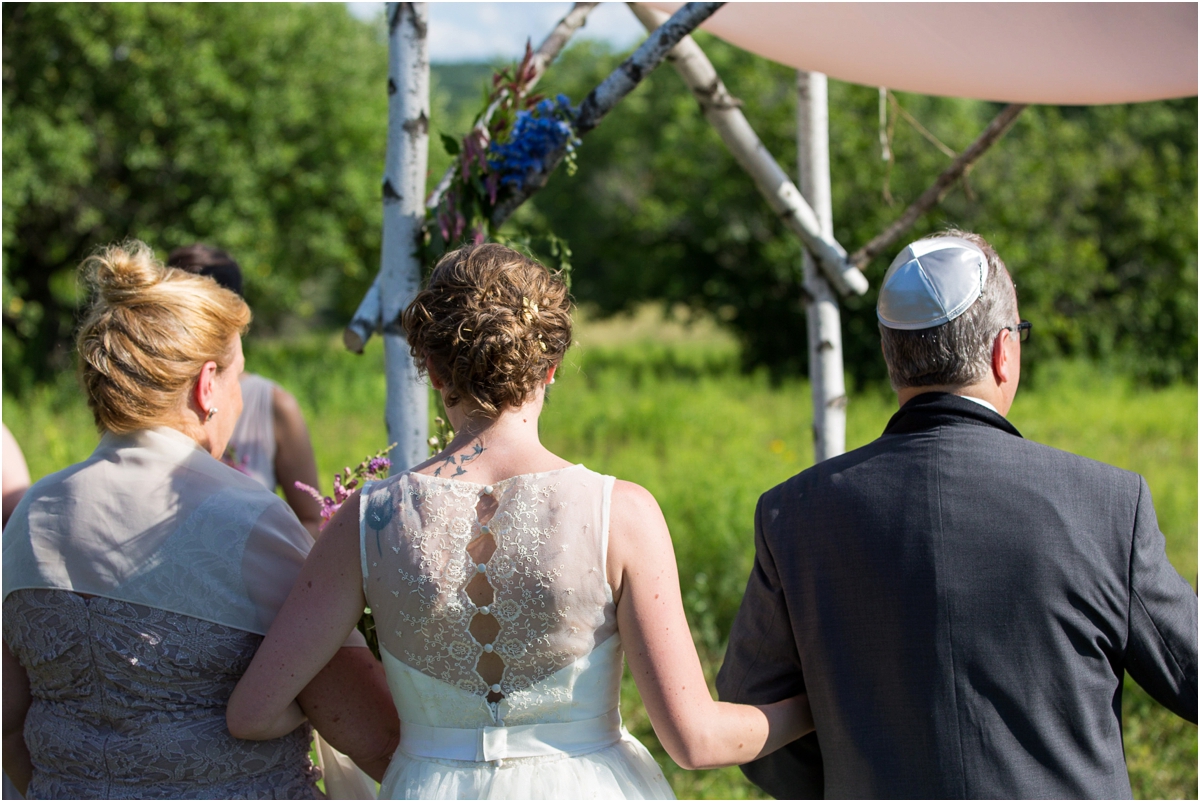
[883,392,1023,438]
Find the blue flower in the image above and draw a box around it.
[487,95,580,192]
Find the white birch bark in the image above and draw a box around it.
[797,70,847,461]
[343,280,380,354]
[628,3,868,298]
[381,2,430,473]
[345,2,599,354]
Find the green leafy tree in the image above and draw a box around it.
[3,2,388,391]
[505,38,1196,386]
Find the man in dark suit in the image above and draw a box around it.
[717,230,1197,798]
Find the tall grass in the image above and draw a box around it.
[3,310,1195,799]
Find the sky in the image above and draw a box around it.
[345,2,646,63]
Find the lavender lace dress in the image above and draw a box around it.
[2,591,318,799]
[2,426,363,799]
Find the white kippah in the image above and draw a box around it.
[876,237,989,330]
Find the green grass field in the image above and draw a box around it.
[4,308,1196,798]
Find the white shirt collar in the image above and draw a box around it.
[959,395,999,414]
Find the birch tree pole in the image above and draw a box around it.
[380,2,430,473]
[345,2,599,354]
[348,2,722,356]
[628,3,868,298]
[797,70,846,461]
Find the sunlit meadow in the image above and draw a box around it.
[4,307,1195,798]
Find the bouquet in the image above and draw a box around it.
[294,448,393,529]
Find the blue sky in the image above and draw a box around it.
[346,2,645,63]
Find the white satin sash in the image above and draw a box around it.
[399,708,623,763]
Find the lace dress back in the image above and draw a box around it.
[3,589,318,799]
[360,466,673,799]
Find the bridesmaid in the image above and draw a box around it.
[2,241,398,798]
[167,244,325,538]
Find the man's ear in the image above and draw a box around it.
[991,330,1013,385]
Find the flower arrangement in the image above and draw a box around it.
[294,448,393,529]
[421,43,580,270]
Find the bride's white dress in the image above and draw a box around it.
[359,465,674,800]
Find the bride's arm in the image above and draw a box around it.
[228,493,399,778]
[609,480,813,770]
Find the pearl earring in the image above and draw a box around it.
[548,377,556,385]
[205,407,218,422]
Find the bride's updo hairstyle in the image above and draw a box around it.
[403,243,571,417]
[77,240,251,434]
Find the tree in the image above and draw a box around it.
[6,11,1194,391]
[508,38,1197,385]
[3,3,388,391]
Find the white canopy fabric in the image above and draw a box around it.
[646,2,1197,105]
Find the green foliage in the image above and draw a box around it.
[5,325,1194,799]
[2,3,388,390]
[6,15,1192,394]
[485,38,1197,386]
[1124,674,1199,799]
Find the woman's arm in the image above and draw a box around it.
[271,387,323,538]
[296,646,399,782]
[3,424,31,529]
[228,492,398,778]
[608,481,813,770]
[3,643,33,795]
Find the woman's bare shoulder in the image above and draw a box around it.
[610,479,662,518]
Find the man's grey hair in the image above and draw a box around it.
[879,230,1017,391]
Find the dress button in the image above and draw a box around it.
[480,605,490,615]
[483,643,493,653]
[483,485,494,495]
[490,684,502,693]
[480,523,490,534]
[477,563,488,573]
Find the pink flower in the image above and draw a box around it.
[295,446,392,532]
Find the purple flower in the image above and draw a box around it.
[294,445,394,532]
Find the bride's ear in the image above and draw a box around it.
[425,356,446,390]
[545,363,558,385]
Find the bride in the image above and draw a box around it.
[228,243,812,798]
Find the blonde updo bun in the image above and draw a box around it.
[77,240,251,434]
[403,243,571,417]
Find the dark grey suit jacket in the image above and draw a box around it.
[717,393,1197,799]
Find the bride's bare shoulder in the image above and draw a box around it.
[609,479,663,519]
[606,480,674,598]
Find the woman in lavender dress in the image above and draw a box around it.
[2,242,398,798]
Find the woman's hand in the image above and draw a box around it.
[608,481,814,770]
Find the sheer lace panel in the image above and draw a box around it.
[362,467,617,709]
[3,589,318,799]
